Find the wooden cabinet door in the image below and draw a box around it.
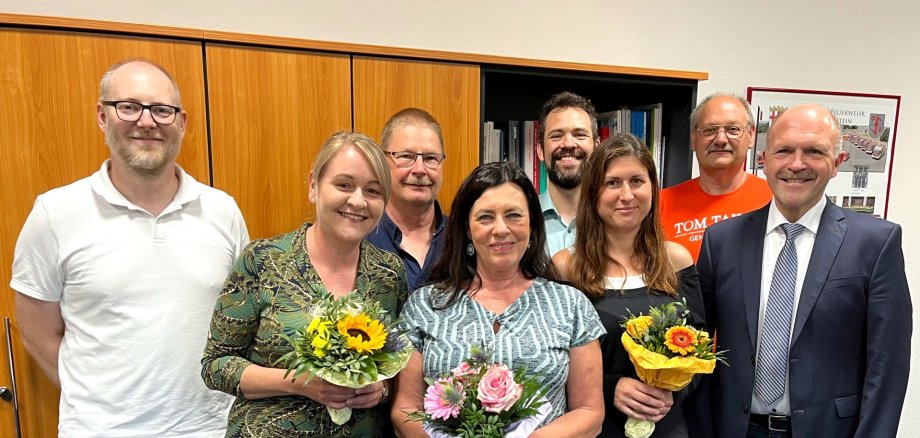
[207,44,352,239]
[352,56,480,214]
[0,28,208,438]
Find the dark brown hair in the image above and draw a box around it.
[538,91,599,143]
[570,133,676,298]
[426,161,557,308]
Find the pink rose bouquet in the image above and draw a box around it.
[478,364,523,413]
[407,345,550,438]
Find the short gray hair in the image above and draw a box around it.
[690,93,753,129]
[380,108,444,152]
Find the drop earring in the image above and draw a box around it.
[466,243,475,256]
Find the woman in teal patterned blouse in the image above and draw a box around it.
[202,132,408,437]
[390,161,606,437]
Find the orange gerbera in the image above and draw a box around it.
[664,326,697,356]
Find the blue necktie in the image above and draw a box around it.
[754,223,805,405]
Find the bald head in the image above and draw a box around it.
[768,104,842,153]
[99,59,182,107]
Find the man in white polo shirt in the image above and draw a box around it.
[10,59,249,437]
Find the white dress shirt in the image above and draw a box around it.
[752,197,826,415]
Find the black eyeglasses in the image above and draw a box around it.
[102,100,182,125]
[384,151,446,169]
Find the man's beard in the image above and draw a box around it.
[546,153,586,190]
[106,129,179,175]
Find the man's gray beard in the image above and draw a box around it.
[547,163,583,190]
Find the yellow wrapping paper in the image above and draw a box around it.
[620,332,716,391]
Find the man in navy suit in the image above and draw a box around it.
[697,104,911,437]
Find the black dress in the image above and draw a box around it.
[593,265,705,438]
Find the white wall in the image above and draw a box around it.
[4,0,919,433]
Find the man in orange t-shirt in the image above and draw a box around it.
[660,93,772,261]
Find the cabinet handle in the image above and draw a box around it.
[3,317,22,437]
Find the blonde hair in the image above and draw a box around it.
[311,131,392,203]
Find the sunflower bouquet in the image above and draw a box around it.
[619,299,725,438]
[277,290,413,425]
[406,344,551,438]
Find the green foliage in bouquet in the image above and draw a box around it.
[407,345,551,438]
[621,298,726,363]
[276,290,413,389]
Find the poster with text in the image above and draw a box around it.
[747,88,900,218]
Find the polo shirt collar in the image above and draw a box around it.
[91,159,201,215]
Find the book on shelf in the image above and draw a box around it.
[533,121,542,193]
[596,108,626,140]
[633,103,664,172]
[522,120,536,190]
[482,121,494,163]
[630,110,647,144]
[484,122,502,163]
[505,120,521,167]
[497,129,505,164]
[596,103,665,171]
[538,160,547,195]
[485,119,544,190]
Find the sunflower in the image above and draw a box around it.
[337,313,388,353]
[625,315,654,338]
[664,326,698,356]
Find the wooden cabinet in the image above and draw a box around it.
[0,28,208,438]
[353,56,480,212]
[206,50,479,239]
[207,44,352,239]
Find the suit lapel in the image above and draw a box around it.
[791,202,847,347]
[742,205,769,349]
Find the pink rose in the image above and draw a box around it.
[476,364,523,413]
[451,361,481,380]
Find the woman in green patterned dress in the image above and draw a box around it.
[202,131,408,437]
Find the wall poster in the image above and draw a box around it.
[747,87,900,218]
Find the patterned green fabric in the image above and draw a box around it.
[202,223,408,437]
